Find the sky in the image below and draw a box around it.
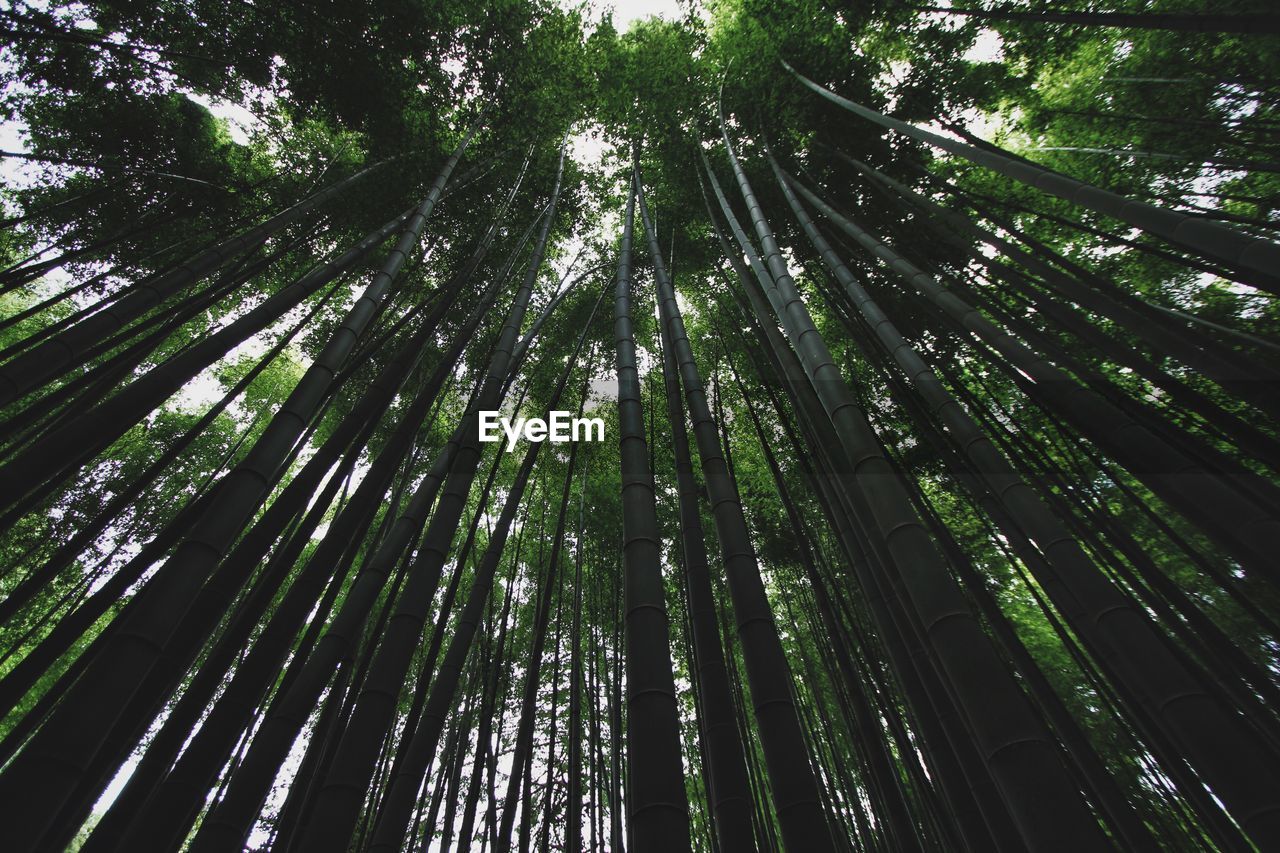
[608,0,685,28]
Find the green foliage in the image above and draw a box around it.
[2,1,1278,849]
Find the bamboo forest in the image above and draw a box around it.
[2,0,1279,850]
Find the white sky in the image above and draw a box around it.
[966,28,1004,64]
[607,0,684,28]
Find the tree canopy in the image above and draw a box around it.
[1,1,1279,850]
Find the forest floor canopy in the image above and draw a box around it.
[1,1,1279,851]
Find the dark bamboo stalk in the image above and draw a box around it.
[709,125,1109,848]
[638,157,831,851]
[611,170,693,852]
[785,63,1280,294]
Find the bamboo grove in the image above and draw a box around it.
[1,0,1278,850]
